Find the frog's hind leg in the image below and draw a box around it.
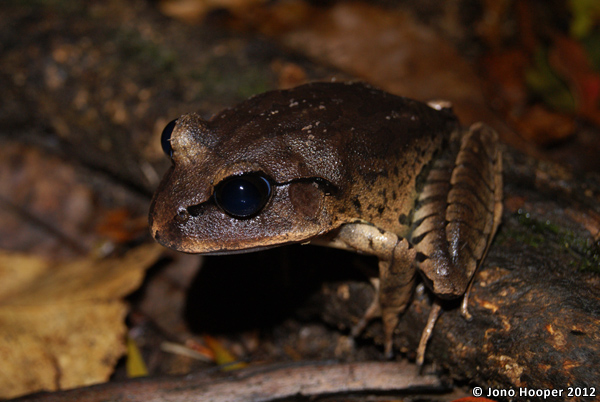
[412,123,502,298]
[377,238,417,358]
[410,123,502,363]
[350,239,417,358]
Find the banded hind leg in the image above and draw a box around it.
[410,122,503,365]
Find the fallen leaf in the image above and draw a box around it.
[95,208,149,244]
[159,0,265,24]
[0,143,95,258]
[204,334,247,371]
[0,243,163,399]
[126,336,149,378]
[510,104,576,145]
[0,143,150,259]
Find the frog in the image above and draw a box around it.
[149,81,503,364]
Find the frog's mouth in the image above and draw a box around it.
[152,224,311,255]
[194,243,294,256]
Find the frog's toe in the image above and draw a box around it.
[350,290,402,359]
[382,308,400,359]
[461,298,473,321]
[416,301,442,366]
[350,295,381,338]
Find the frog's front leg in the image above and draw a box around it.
[324,223,417,357]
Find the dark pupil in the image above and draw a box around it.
[214,174,272,218]
[160,119,178,157]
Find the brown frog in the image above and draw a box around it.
[149,82,502,364]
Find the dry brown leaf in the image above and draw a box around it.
[159,0,265,24]
[509,104,576,145]
[0,143,150,259]
[0,243,163,399]
[0,143,95,257]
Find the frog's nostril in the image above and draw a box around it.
[176,207,190,220]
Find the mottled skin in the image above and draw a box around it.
[149,82,503,362]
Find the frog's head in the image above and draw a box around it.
[149,110,342,254]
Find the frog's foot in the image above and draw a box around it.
[381,304,403,359]
[350,279,381,339]
[349,279,401,359]
[460,281,474,321]
[416,299,442,366]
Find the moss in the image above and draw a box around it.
[516,209,561,234]
[568,239,600,273]
[495,210,550,248]
[5,0,85,14]
[513,209,600,273]
[189,56,272,102]
[113,29,177,76]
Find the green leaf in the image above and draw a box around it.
[569,0,600,39]
[525,47,577,112]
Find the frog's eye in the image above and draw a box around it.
[160,119,178,157]
[214,173,272,218]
